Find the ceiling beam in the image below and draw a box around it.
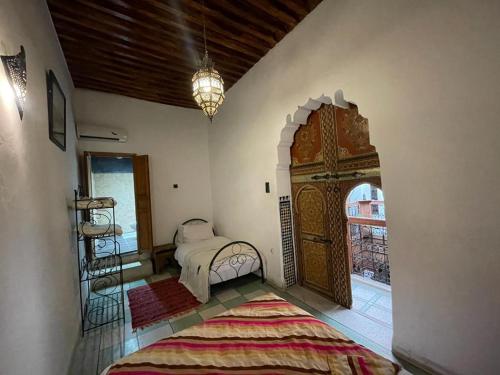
[245,0,300,28]
[47,0,323,108]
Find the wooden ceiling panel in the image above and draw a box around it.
[47,0,322,108]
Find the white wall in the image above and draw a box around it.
[75,89,213,246]
[208,1,500,374]
[0,1,80,374]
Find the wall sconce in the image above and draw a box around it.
[1,46,26,120]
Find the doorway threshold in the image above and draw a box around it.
[351,274,391,292]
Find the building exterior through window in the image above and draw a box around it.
[346,183,390,285]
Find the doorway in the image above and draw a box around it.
[83,152,153,257]
[89,155,138,255]
[346,183,390,285]
[345,183,393,326]
[290,100,382,309]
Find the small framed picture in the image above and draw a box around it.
[47,70,66,151]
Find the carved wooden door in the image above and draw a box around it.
[291,103,381,308]
[293,182,334,295]
[291,108,336,298]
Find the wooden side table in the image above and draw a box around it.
[152,243,177,274]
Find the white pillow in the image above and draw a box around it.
[181,222,214,243]
[175,224,185,245]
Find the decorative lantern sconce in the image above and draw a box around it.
[192,51,225,121]
[192,2,224,122]
[1,46,27,119]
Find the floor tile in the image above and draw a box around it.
[124,308,132,323]
[138,324,173,348]
[137,318,171,334]
[199,304,226,320]
[170,313,203,332]
[69,332,101,375]
[243,289,267,300]
[287,285,340,315]
[236,280,263,295]
[129,279,147,289]
[373,293,393,310]
[168,309,198,323]
[215,288,241,302]
[352,285,379,301]
[97,345,121,374]
[197,297,220,311]
[323,306,393,349]
[364,305,393,326]
[222,296,247,309]
[100,322,135,350]
[120,337,140,357]
[352,296,370,312]
[279,292,320,315]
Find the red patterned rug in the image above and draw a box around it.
[127,277,200,330]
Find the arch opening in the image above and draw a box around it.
[276,91,392,312]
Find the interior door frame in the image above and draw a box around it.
[82,151,138,256]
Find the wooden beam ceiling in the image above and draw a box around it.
[47,0,323,109]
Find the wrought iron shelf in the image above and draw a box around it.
[81,254,123,281]
[83,291,124,332]
[74,197,116,211]
[73,189,125,336]
[77,231,120,240]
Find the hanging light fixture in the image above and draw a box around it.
[192,3,224,121]
[1,46,27,120]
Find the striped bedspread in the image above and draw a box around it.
[107,293,400,374]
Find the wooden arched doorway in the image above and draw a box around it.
[290,102,381,308]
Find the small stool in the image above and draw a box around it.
[152,243,177,274]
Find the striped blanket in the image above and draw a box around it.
[107,293,400,374]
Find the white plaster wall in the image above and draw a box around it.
[208,1,500,374]
[75,89,213,246]
[0,1,80,374]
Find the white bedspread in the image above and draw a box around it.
[175,236,262,303]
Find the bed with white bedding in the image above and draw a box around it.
[173,219,265,303]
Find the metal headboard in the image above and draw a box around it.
[172,218,211,244]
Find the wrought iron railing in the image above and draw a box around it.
[348,217,390,285]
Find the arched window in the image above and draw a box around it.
[346,183,390,285]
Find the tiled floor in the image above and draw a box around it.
[69,268,428,375]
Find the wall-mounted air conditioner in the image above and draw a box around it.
[78,125,128,143]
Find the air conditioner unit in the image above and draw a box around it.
[78,125,128,143]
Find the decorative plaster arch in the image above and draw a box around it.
[275,90,350,197]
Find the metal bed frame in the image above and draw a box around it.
[173,218,266,285]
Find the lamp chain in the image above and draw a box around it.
[202,0,207,55]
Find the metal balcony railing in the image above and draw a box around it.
[348,217,390,285]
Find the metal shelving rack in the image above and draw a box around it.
[74,190,125,336]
